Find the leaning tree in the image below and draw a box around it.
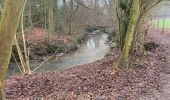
[116,0,162,67]
[0,0,25,99]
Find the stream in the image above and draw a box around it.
[7,1,170,77]
[7,32,110,77]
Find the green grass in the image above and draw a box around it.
[154,18,170,28]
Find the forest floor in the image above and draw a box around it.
[5,28,170,100]
[19,28,75,44]
[140,28,170,100]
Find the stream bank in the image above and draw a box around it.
[4,31,168,99]
[5,1,170,99]
[8,27,114,77]
[10,28,88,63]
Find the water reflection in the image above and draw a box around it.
[87,39,95,49]
[37,32,109,72]
[7,32,109,77]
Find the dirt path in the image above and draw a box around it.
[141,29,170,100]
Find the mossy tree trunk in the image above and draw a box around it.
[63,0,67,34]
[117,0,140,67]
[68,0,73,34]
[48,0,55,38]
[0,0,25,99]
[116,0,133,51]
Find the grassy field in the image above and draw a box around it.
[154,18,170,28]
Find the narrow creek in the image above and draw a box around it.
[7,31,110,77]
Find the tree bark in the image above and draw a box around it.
[69,0,73,34]
[28,0,32,26]
[94,0,98,25]
[48,0,55,34]
[14,36,26,74]
[21,0,31,74]
[0,0,25,99]
[117,0,140,67]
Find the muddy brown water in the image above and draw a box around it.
[7,32,110,77]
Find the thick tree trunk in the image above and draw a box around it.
[117,0,140,67]
[0,0,25,99]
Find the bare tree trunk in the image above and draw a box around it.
[108,0,116,27]
[93,0,98,25]
[0,0,25,99]
[117,0,140,67]
[69,0,73,34]
[21,0,31,74]
[48,0,55,38]
[44,0,47,29]
[28,0,32,26]
[14,36,26,74]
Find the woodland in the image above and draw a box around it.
[1,0,170,99]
